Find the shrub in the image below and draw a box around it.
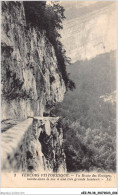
[23,1,75,90]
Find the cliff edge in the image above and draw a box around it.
[1,1,66,120]
[1,1,67,173]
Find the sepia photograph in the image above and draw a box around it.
[1,0,117,189]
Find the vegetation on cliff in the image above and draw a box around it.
[23,1,75,90]
[51,52,116,172]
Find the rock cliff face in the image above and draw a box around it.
[1,2,66,172]
[1,1,66,120]
[61,2,116,62]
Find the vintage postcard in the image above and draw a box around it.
[1,0,117,189]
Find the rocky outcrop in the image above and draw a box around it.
[1,1,66,120]
[61,2,116,62]
[1,2,66,172]
[1,117,66,172]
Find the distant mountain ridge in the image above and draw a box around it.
[61,1,115,21]
[61,2,116,62]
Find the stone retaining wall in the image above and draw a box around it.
[1,117,66,172]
